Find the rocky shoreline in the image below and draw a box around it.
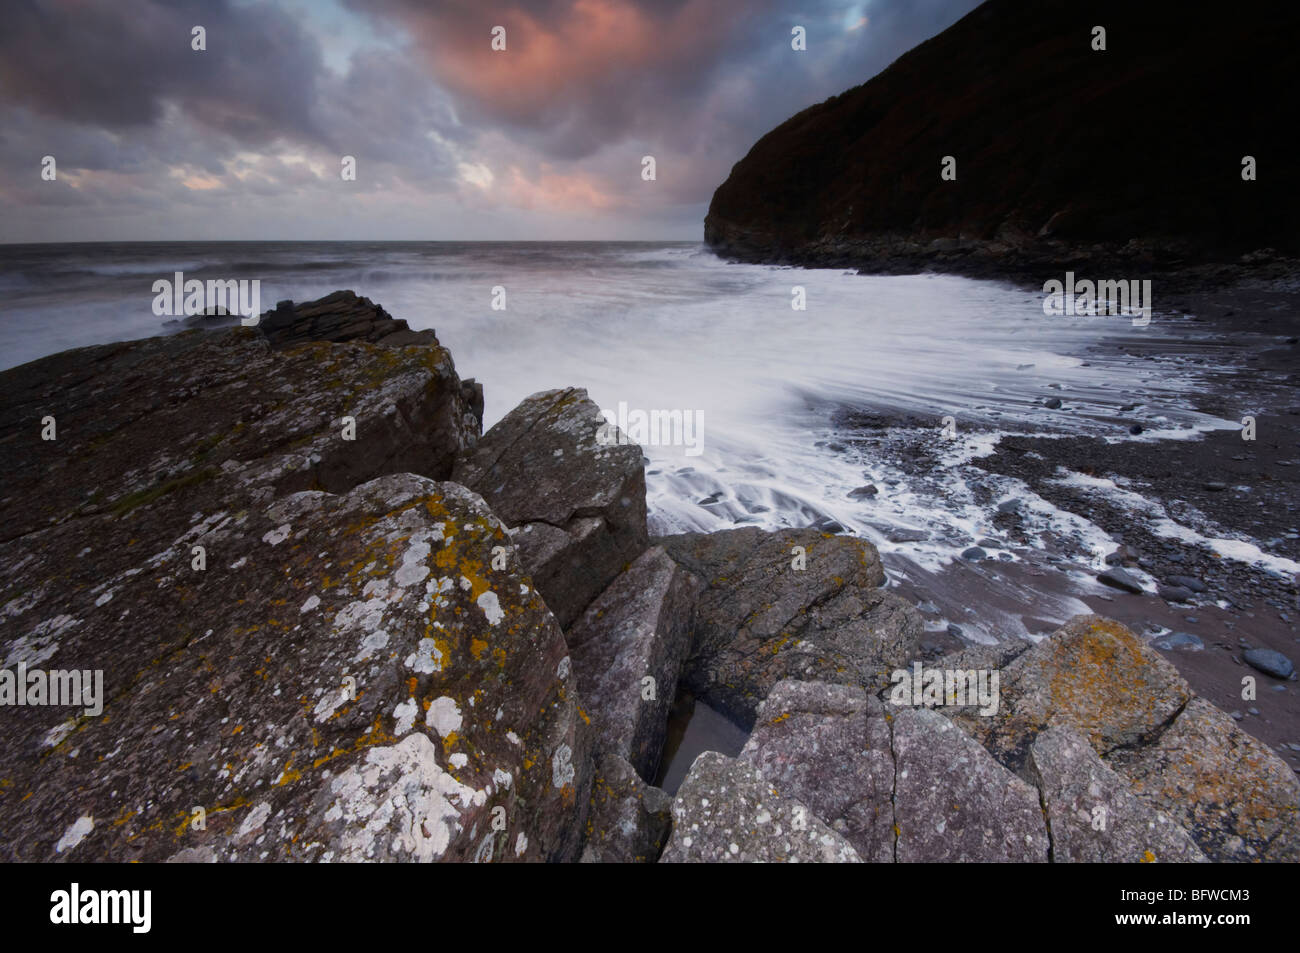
[1,290,1297,862]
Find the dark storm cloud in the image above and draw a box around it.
[351,0,983,165]
[0,0,325,145]
[0,0,985,238]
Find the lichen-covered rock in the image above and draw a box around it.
[659,751,860,863]
[892,708,1049,862]
[657,527,920,727]
[1027,728,1206,863]
[740,680,895,862]
[1106,698,1300,863]
[940,614,1300,863]
[0,315,479,549]
[453,387,648,628]
[567,546,701,781]
[580,753,672,863]
[944,615,1191,773]
[0,473,591,862]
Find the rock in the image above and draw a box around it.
[1043,398,1063,410]
[891,708,1049,862]
[1166,574,1208,593]
[1027,728,1206,862]
[659,752,861,863]
[945,616,1191,773]
[938,639,1033,673]
[1105,544,1140,566]
[884,527,929,543]
[975,538,1001,550]
[739,680,895,862]
[1243,648,1296,679]
[0,317,479,545]
[1204,481,1228,492]
[579,753,671,863]
[1097,567,1144,594]
[1157,585,1195,603]
[996,500,1022,514]
[848,484,879,499]
[257,290,441,351]
[1152,632,1204,651]
[1128,424,1144,435]
[453,387,648,628]
[961,546,988,561]
[0,474,591,861]
[566,546,702,780]
[656,527,921,727]
[1108,698,1300,862]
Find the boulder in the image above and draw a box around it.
[657,527,920,727]
[659,752,860,863]
[0,317,480,548]
[944,615,1191,773]
[1107,698,1300,862]
[740,680,895,862]
[891,708,1049,862]
[0,474,590,862]
[454,387,647,628]
[1027,728,1206,863]
[579,753,672,863]
[566,546,701,780]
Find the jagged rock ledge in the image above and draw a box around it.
[0,290,1295,862]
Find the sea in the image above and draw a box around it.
[0,240,1247,644]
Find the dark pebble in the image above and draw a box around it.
[1098,567,1144,594]
[1243,648,1296,680]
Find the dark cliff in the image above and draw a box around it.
[704,0,1300,274]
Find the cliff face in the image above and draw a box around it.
[705,0,1300,271]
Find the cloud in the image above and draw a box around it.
[0,0,985,239]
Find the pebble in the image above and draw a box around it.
[1157,584,1194,603]
[1243,648,1296,680]
[1098,567,1144,594]
[1152,632,1204,651]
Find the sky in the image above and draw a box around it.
[0,0,982,242]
